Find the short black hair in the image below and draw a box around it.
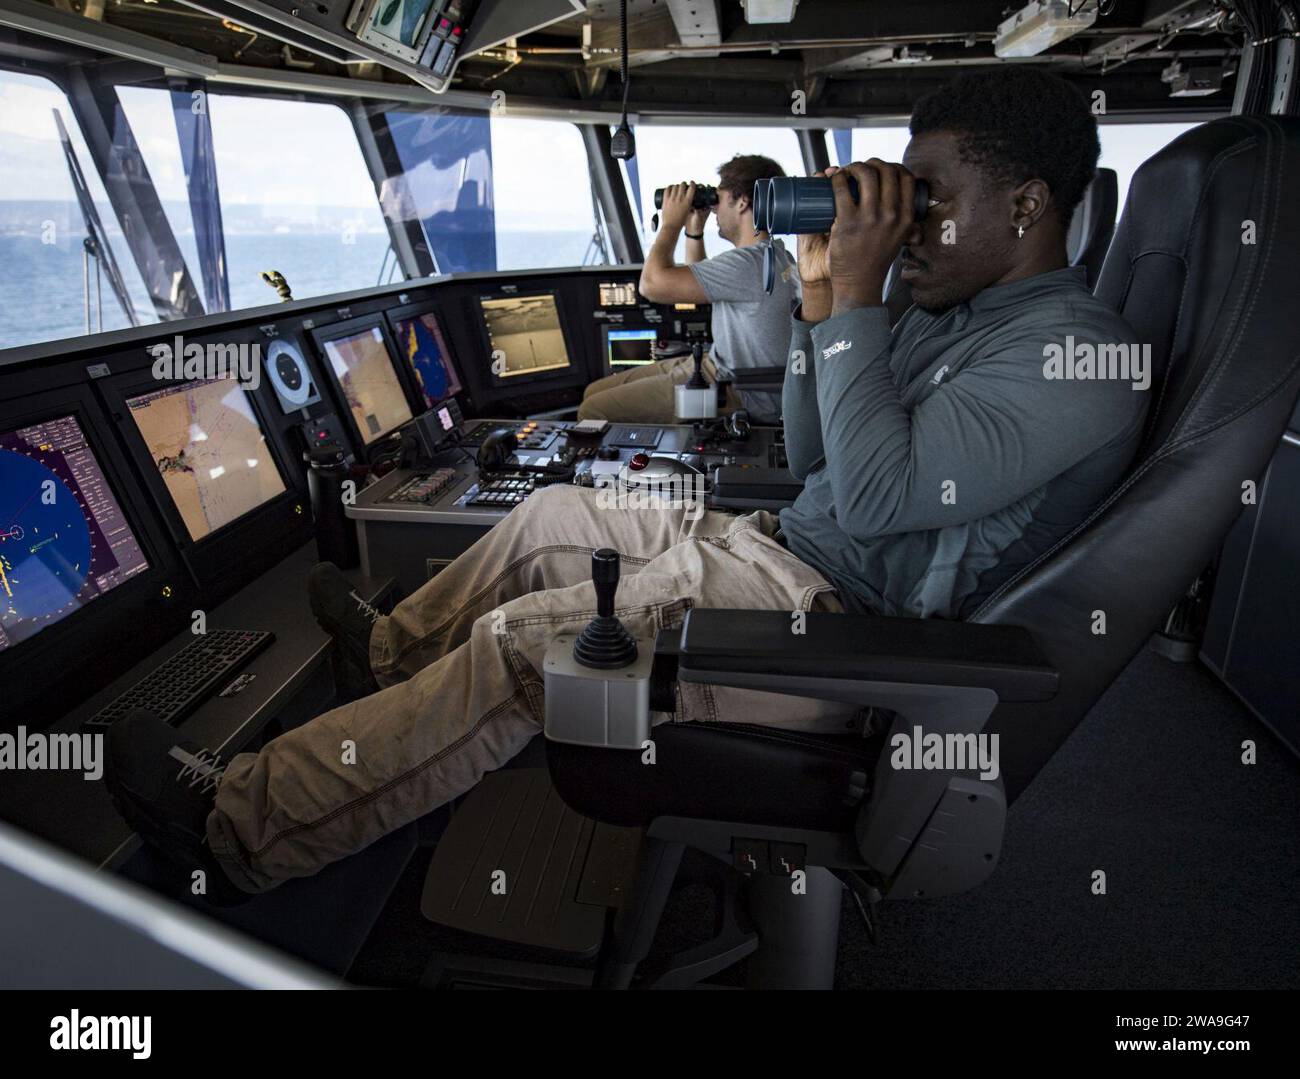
[717,154,785,206]
[909,68,1100,226]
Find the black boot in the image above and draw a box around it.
[104,709,251,907]
[308,562,382,700]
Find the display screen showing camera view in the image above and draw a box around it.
[369,0,438,47]
[322,326,414,445]
[126,378,287,543]
[0,415,149,651]
[479,293,572,380]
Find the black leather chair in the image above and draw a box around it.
[424,118,1300,988]
[884,166,1119,322]
[1067,166,1118,286]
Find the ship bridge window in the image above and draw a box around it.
[380,110,606,274]
[617,124,804,260]
[202,94,390,311]
[0,70,160,351]
[491,118,606,271]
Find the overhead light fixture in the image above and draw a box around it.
[993,0,1097,59]
[741,0,800,25]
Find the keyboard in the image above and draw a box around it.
[81,629,275,733]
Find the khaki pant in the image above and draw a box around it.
[207,485,851,892]
[578,353,743,423]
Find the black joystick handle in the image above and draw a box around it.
[686,342,709,389]
[573,548,639,669]
[592,548,619,618]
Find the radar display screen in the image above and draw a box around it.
[391,310,462,410]
[126,377,288,543]
[0,415,149,652]
[321,326,414,446]
[479,292,571,380]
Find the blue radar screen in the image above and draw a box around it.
[0,416,149,652]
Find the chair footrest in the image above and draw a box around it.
[420,769,642,956]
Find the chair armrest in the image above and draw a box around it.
[710,466,803,504]
[721,365,785,391]
[675,608,1057,704]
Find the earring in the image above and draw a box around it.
[1017,224,1025,239]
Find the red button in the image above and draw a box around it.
[629,453,649,471]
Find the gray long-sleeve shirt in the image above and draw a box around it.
[779,266,1149,619]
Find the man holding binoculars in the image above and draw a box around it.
[109,69,1154,896]
[578,153,797,424]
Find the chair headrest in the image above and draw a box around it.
[1066,167,1118,287]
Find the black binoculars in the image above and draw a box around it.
[753,174,930,235]
[653,184,719,211]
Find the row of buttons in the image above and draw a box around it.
[384,468,459,504]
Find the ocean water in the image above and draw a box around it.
[0,229,600,352]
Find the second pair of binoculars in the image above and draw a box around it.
[652,184,720,211]
[753,174,930,235]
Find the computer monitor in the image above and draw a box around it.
[101,365,307,592]
[123,377,289,545]
[385,304,463,411]
[604,327,658,371]
[0,385,190,725]
[477,291,573,384]
[0,414,150,653]
[312,318,414,449]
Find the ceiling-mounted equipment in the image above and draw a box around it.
[741,0,800,24]
[175,0,582,93]
[993,0,1097,59]
[1162,59,1225,98]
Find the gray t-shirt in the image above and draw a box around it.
[689,239,799,422]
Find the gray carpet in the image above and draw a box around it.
[833,648,1300,989]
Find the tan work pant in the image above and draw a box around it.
[578,353,743,423]
[207,485,849,892]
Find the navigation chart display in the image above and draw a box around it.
[126,378,287,543]
[0,415,149,652]
[391,310,462,410]
[321,326,414,445]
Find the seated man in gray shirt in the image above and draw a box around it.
[579,153,798,424]
[108,69,1151,895]
[781,68,1149,619]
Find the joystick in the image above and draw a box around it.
[674,340,719,421]
[572,549,638,668]
[544,550,656,748]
